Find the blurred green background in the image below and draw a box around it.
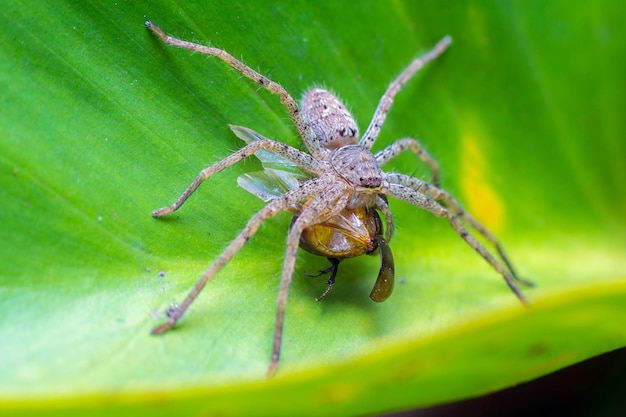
[1,1,624,416]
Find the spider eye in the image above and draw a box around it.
[359,176,382,188]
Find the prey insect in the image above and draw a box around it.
[146,21,532,376]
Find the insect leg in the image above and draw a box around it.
[304,261,338,278]
[312,258,340,302]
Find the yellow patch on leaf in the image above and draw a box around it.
[460,129,505,233]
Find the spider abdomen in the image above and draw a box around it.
[301,88,359,151]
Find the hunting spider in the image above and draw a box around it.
[146,22,532,376]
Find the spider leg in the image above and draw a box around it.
[268,184,350,377]
[375,195,395,241]
[375,138,441,186]
[153,139,322,217]
[145,22,323,159]
[386,173,533,286]
[359,36,452,150]
[151,176,330,335]
[384,182,528,304]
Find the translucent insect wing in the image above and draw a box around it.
[230,125,312,178]
[237,168,300,202]
[230,124,313,202]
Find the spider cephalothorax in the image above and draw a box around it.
[146,21,532,376]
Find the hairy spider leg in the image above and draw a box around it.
[268,183,350,376]
[384,182,528,303]
[375,195,395,241]
[359,36,452,150]
[375,138,441,187]
[153,139,321,217]
[145,21,324,159]
[152,176,331,336]
[385,173,533,286]
[151,139,323,332]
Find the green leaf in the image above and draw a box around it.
[1,1,624,416]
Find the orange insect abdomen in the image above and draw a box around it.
[297,207,382,259]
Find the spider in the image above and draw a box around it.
[231,124,395,303]
[145,21,532,376]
